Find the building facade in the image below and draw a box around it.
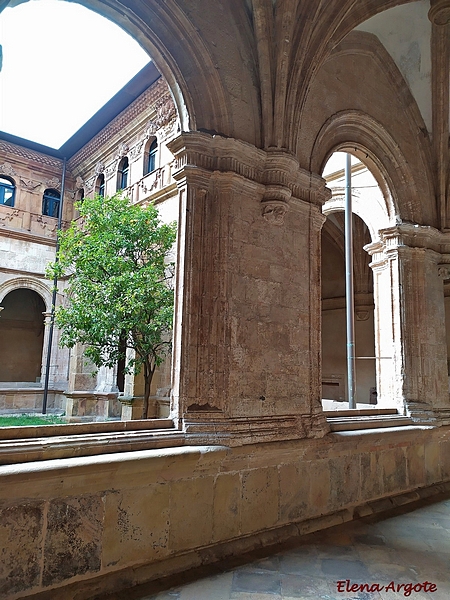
[0,63,179,419]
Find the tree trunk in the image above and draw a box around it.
[142,360,155,419]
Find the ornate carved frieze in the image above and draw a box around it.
[129,140,145,161]
[94,161,105,175]
[0,208,20,226]
[19,177,41,191]
[84,175,96,193]
[168,132,330,214]
[145,95,177,136]
[105,160,119,180]
[0,161,16,177]
[45,177,61,191]
[35,214,58,233]
[140,167,163,194]
[115,142,129,159]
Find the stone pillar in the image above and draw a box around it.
[40,311,54,386]
[67,342,98,393]
[168,133,330,444]
[367,225,450,423]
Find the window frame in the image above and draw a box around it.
[0,176,16,208]
[42,188,61,218]
[117,157,129,191]
[144,138,158,176]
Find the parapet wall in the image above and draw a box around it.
[1,425,450,599]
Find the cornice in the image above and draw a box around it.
[0,140,63,170]
[168,132,330,224]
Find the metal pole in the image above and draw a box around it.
[345,153,356,409]
[42,158,67,414]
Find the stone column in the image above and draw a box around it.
[367,225,450,423]
[168,133,330,444]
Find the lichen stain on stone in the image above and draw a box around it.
[0,502,43,596]
[42,495,103,587]
[117,505,143,542]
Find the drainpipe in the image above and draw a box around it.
[42,157,66,414]
[345,153,356,409]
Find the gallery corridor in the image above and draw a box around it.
[99,493,450,600]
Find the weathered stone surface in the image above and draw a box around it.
[169,476,214,552]
[212,472,241,542]
[0,501,43,597]
[42,495,103,586]
[278,462,309,523]
[241,467,279,535]
[103,484,170,568]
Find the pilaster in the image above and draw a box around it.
[168,133,330,444]
[367,224,450,423]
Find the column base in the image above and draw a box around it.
[182,412,329,446]
[404,400,438,424]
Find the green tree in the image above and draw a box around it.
[48,193,177,419]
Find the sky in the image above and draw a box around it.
[0,0,150,148]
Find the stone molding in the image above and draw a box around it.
[0,140,63,169]
[168,132,330,213]
[0,276,52,308]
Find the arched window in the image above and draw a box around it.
[95,174,105,198]
[117,157,129,191]
[42,188,61,218]
[0,176,15,207]
[144,139,158,175]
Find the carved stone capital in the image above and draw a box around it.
[429,0,450,25]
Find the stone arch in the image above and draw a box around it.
[0,277,51,310]
[0,286,47,382]
[310,109,426,226]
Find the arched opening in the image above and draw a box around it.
[0,289,46,382]
[0,0,189,422]
[95,173,105,198]
[0,176,15,207]
[321,151,393,409]
[144,138,158,175]
[42,188,61,218]
[117,157,129,191]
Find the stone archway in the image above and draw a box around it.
[0,288,46,382]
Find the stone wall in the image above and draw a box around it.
[1,426,449,599]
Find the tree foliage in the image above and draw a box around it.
[47,193,177,418]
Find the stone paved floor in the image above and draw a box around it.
[103,494,450,600]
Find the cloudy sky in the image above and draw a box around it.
[0,0,149,148]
